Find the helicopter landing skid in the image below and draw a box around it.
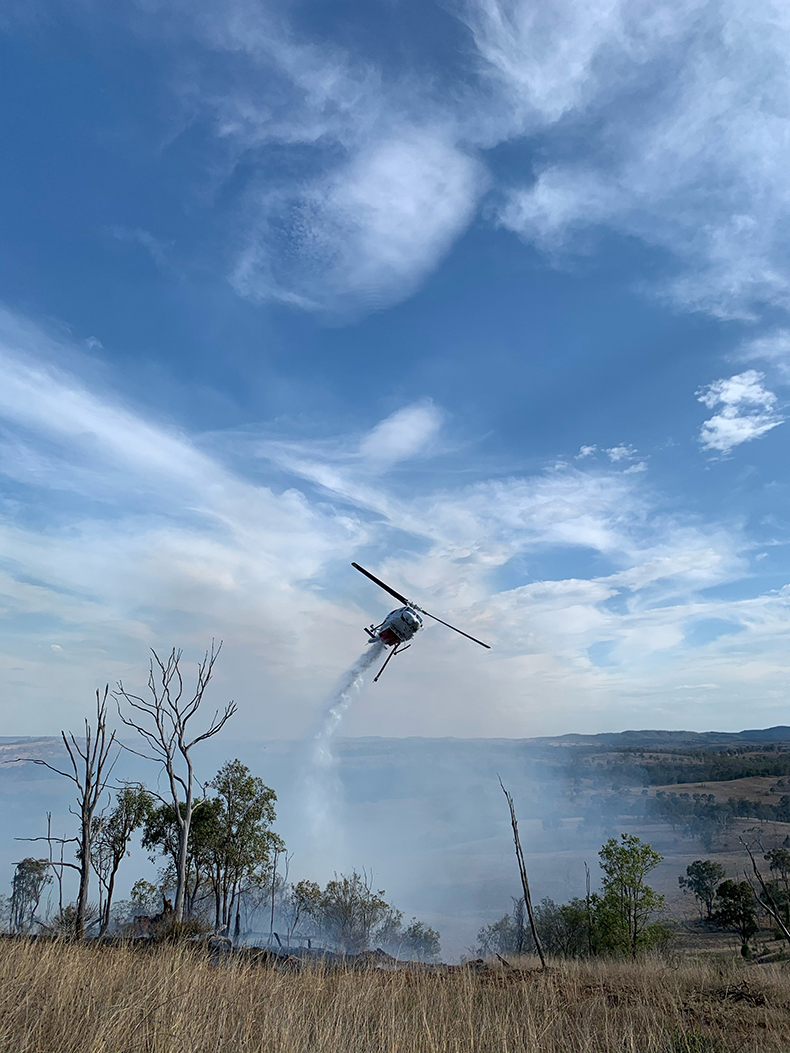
[373,643,410,683]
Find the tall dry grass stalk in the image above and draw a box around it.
[0,940,788,1052]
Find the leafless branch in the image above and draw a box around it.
[13,757,74,781]
[740,837,790,943]
[16,835,78,846]
[22,686,120,937]
[113,641,235,921]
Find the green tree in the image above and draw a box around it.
[765,848,790,889]
[478,897,591,959]
[205,759,284,937]
[597,834,666,957]
[400,920,441,961]
[142,797,220,915]
[10,858,51,933]
[534,897,591,958]
[712,879,758,957]
[678,859,726,920]
[373,906,405,948]
[282,879,322,946]
[92,784,153,935]
[764,848,790,929]
[476,912,521,957]
[317,871,392,953]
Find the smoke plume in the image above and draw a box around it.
[304,641,386,861]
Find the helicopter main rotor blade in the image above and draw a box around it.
[352,562,491,648]
[351,563,410,606]
[413,607,491,649]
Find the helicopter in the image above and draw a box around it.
[352,562,490,682]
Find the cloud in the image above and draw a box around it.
[110,227,173,271]
[697,370,784,454]
[605,444,637,463]
[3,309,790,736]
[460,0,671,130]
[207,0,790,321]
[27,0,790,323]
[232,131,485,311]
[739,329,790,375]
[484,0,790,318]
[357,401,444,467]
[125,1,486,314]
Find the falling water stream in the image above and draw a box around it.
[304,641,386,851]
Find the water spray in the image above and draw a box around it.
[305,641,386,849]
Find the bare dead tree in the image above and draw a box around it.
[584,861,594,958]
[115,643,236,921]
[741,837,790,943]
[16,813,73,919]
[16,688,118,937]
[43,812,66,915]
[498,776,546,968]
[269,846,281,946]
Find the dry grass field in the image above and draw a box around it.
[1,940,789,1053]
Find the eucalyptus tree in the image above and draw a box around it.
[205,759,283,937]
[92,784,152,935]
[597,834,666,957]
[10,858,50,933]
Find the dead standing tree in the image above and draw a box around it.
[116,644,236,922]
[499,776,546,968]
[741,837,790,944]
[18,688,118,938]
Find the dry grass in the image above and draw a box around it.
[1,940,789,1053]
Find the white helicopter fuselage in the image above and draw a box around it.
[368,606,423,647]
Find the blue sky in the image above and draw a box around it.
[2,0,790,738]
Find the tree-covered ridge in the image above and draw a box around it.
[577,748,790,788]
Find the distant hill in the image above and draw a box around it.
[3,725,790,755]
[532,726,790,748]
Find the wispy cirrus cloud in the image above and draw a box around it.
[2,308,789,736]
[738,329,790,375]
[26,0,790,324]
[477,0,790,319]
[209,0,790,325]
[144,0,488,314]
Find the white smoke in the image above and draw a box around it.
[304,641,386,863]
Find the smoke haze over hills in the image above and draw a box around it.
[4,726,790,958]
